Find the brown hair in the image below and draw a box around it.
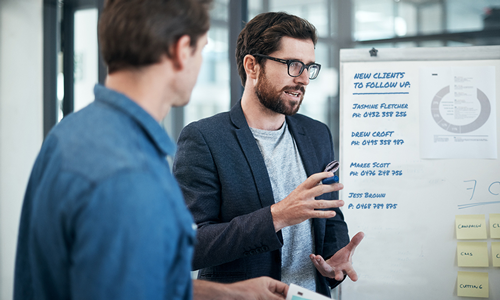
[235,12,317,86]
[99,0,212,73]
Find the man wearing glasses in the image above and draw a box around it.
[173,12,364,297]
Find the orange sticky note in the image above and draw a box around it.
[457,271,489,298]
[456,215,487,239]
[457,242,488,267]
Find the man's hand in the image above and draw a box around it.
[270,172,344,231]
[309,231,365,281]
[193,276,288,300]
[227,277,288,300]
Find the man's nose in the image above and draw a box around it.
[294,68,310,86]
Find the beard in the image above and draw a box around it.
[254,68,305,116]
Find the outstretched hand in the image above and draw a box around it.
[310,231,365,281]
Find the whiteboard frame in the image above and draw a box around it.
[340,45,500,62]
[338,45,500,300]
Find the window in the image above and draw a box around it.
[185,25,230,125]
[249,0,339,125]
[44,0,500,145]
[73,8,98,112]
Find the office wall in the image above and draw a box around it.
[0,0,43,299]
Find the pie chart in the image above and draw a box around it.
[430,85,491,134]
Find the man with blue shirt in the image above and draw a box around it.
[13,0,287,299]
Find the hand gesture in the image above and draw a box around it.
[310,231,365,281]
[271,172,344,232]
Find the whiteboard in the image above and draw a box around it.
[339,46,500,300]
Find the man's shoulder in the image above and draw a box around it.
[186,110,231,128]
[45,106,152,181]
[181,111,233,138]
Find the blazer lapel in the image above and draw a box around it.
[230,101,275,209]
[286,116,320,177]
[287,115,326,253]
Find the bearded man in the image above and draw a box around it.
[173,12,364,298]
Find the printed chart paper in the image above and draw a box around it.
[420,66,496,159]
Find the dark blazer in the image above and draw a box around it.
[173,101,350,297]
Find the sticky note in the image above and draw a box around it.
[456,215,487,239]
[457,271,489,298]
[492,242,500,267]
[457,242,488,267]
[490,213,500,239]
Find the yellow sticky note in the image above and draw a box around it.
[456,215,487,239]
[490,214,500,239]
[457,271,489,298]
[492,242,500,267]
[457,242,488,267]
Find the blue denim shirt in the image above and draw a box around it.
[14,84,196,300]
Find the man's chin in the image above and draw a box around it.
[172,96,191,108]
[284,100,302,115]
[282,105,300,116]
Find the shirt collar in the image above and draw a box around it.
[93,84,177,157]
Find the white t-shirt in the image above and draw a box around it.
[250,121,316,291]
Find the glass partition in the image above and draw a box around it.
[73,8,98,112]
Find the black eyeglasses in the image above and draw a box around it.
[252,54,321,80]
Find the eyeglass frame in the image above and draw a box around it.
[251,53,321,80]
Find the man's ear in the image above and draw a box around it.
[170,35,192,70]
[243,54,260,80]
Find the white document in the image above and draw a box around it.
[419,66,497,159]
[286,284,331,300]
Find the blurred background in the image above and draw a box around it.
[40,0,500,151]
[0,0,499,299]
